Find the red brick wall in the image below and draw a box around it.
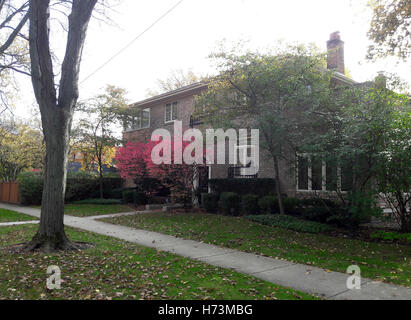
[122,87,206,187]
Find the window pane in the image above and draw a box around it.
[165,104,171,122]
[326,160,338,191]
[312,157,323,191]
[129,119,135,130]
[172,102,177,120]
[131,115,139,130]
[142,108,150,128]
[135,113,142,129]
[298,156,308,190]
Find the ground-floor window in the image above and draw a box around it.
[228,145,259,178]
[297,155,353,192]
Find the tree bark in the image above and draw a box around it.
[26,0,97,252]
[99,162,104,199]
[397,192,409,233]
[273,155,285,215]
[26,112,74,251]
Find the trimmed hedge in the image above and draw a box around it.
[326,208,365,229]
[133,191,148,205]
[121,189,148,205]
[201,193,219,213]
[220,192,241,216]
[104,188,124,199]
[87,176,123,200]
[66,172,98,203]
[17,171,124,205]
[300,198,339,209]
[134,177,169,197]
[122,189,135,204]
[17,172,43,206]
[302,207,332,223]
[247,215,334,234]
[241,194,259,215]
[209,178,276,197]
[283,197,303,215]
[65,172,123,202]
[258,196,279,214]
[299,197,373,229]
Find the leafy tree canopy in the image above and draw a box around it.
[367,0,411,60]
[146,69,200,97]
[72,85,128,198]
[195,43,332,214]
[0,120,45,182]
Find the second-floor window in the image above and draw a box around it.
[131,108,150,130]
[165,102,178,123]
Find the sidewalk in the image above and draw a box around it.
[0,220,39,227]
[1,203,410,300]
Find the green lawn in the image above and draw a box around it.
[0,224,317,300]
[102,212,411,287]
[64,204,133,217]
[0,208,37,223]
[32,204,133,217]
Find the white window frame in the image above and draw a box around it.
[165,101,178,123]
[127,108,150,131]
[296,154,348,193]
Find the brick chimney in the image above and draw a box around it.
[327,31,345,75]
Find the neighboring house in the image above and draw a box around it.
[122,33,371,198]
[123,83,209,189]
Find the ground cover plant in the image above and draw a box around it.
[247,215,334,234]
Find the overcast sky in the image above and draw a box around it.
[14,0,411,120]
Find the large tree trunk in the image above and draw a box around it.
[397,193,409,233]
[99,164,104,199]
[26,109,74,251]
[273,155,285,215]
[26,0,98,251]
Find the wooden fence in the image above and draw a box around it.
[0,182,20,204]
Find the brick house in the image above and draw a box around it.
[122,32,361,198]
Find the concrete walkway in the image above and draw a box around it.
[82,211,144,220]
[1,203,410,300]
[0,220,39,227]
